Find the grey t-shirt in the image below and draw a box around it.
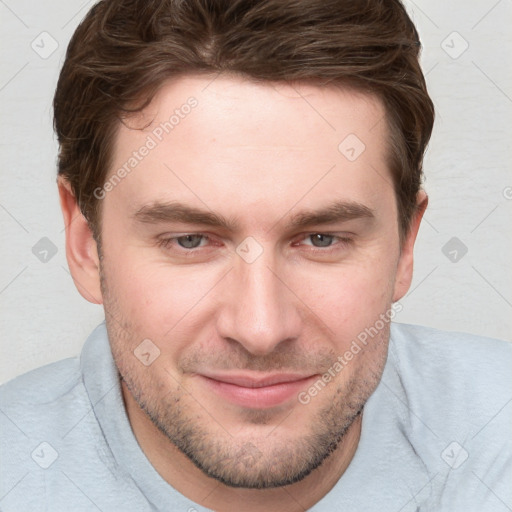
[1,322,511,511]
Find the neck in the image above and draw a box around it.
[122,380,362,511]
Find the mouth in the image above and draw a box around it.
[197,372,318,409]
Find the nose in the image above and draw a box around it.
[216,250,302,356]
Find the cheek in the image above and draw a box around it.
[298,259,397,339]
[103,250,226,335]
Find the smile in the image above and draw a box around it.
[197,372,318,409]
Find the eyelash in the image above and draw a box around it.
[157,233,353,254]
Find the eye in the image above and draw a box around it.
[176,234,206,249]
[306,233,336,248]
[158,233,210,251]
[299,233,352,252]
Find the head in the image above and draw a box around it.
[56,0,434,489]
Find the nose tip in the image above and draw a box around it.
[216,258,302,356]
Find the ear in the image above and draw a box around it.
[58,177,103,304]
[393,190,428,302]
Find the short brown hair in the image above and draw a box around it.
[54,0,434,240]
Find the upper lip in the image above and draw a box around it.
[199,372,315,388]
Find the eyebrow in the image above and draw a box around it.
[132,200,374,231]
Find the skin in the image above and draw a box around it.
[59,75,427,511]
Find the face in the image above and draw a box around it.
[93,76,416,488]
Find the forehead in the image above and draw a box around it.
[107,75,394,229]
[132,75,388,152]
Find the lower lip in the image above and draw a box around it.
[199,375,317,409]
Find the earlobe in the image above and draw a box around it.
[58,177,103,305]
[392,191,428,302]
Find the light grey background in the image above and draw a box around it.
[1,0,511,384]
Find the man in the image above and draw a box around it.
[1,0,511,510]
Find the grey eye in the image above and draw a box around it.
[310,234,334,247]
[177,234,204,249]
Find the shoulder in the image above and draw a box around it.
[0,355,88,448]
[0,356,91,509]
[0,356,82,406]
[391,321,512,354]
[389,322,512,391]
[0,321,110,408]
[388,322,512,422]
[386,323,512,508]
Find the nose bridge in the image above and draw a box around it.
[217,248,300,355]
